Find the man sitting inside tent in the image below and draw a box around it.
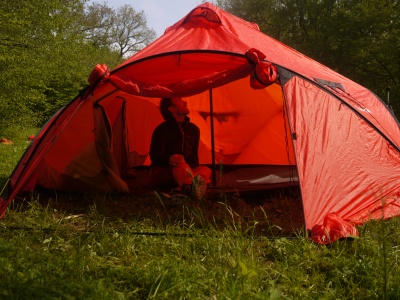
[149,97,211,200]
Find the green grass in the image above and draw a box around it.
[1,131,400,299]
[1,198,400,299]
[0,127,38,193]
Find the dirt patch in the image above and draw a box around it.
[0,138,13,145]
[26,185,305,238]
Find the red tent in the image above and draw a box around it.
[1,2,400,243]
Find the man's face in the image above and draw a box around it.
[170,97,190,116]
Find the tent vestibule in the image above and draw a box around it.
[1,2,399,244]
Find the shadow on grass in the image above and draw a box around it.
[9,185,305,239]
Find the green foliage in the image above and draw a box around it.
[0,127,38,194]
[1,0,78,128]
[0,0,149,133]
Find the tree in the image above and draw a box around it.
[83,2,115,48]
[339,0,400,114]
[111,5,156,58]
[84,2,156,58]
[0,0,156,135]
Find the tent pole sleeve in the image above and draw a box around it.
[209,89,217,186]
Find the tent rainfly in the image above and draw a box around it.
[1,2,400,244]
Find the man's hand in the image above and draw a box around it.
[169,154,186,167]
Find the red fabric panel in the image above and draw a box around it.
[0,199,7,218]
[110,53,253,98]
[40,100,96,174]
[124,96,163,167]
[183,78,293,165]
[117,77,294,167]
[115,2,400,149]
[0,97,87,216]
[35,99,114,192]
[93,105,129,192]
[285,77,400,242]
[10,98,87,192]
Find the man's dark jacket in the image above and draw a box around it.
[149,116,200,169]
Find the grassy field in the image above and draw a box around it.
[1,131,400,299]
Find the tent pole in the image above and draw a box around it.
[386,87,392,110]
[209,89,217,186]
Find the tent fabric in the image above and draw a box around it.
[1,2,400,244]
[284,76,400,242]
